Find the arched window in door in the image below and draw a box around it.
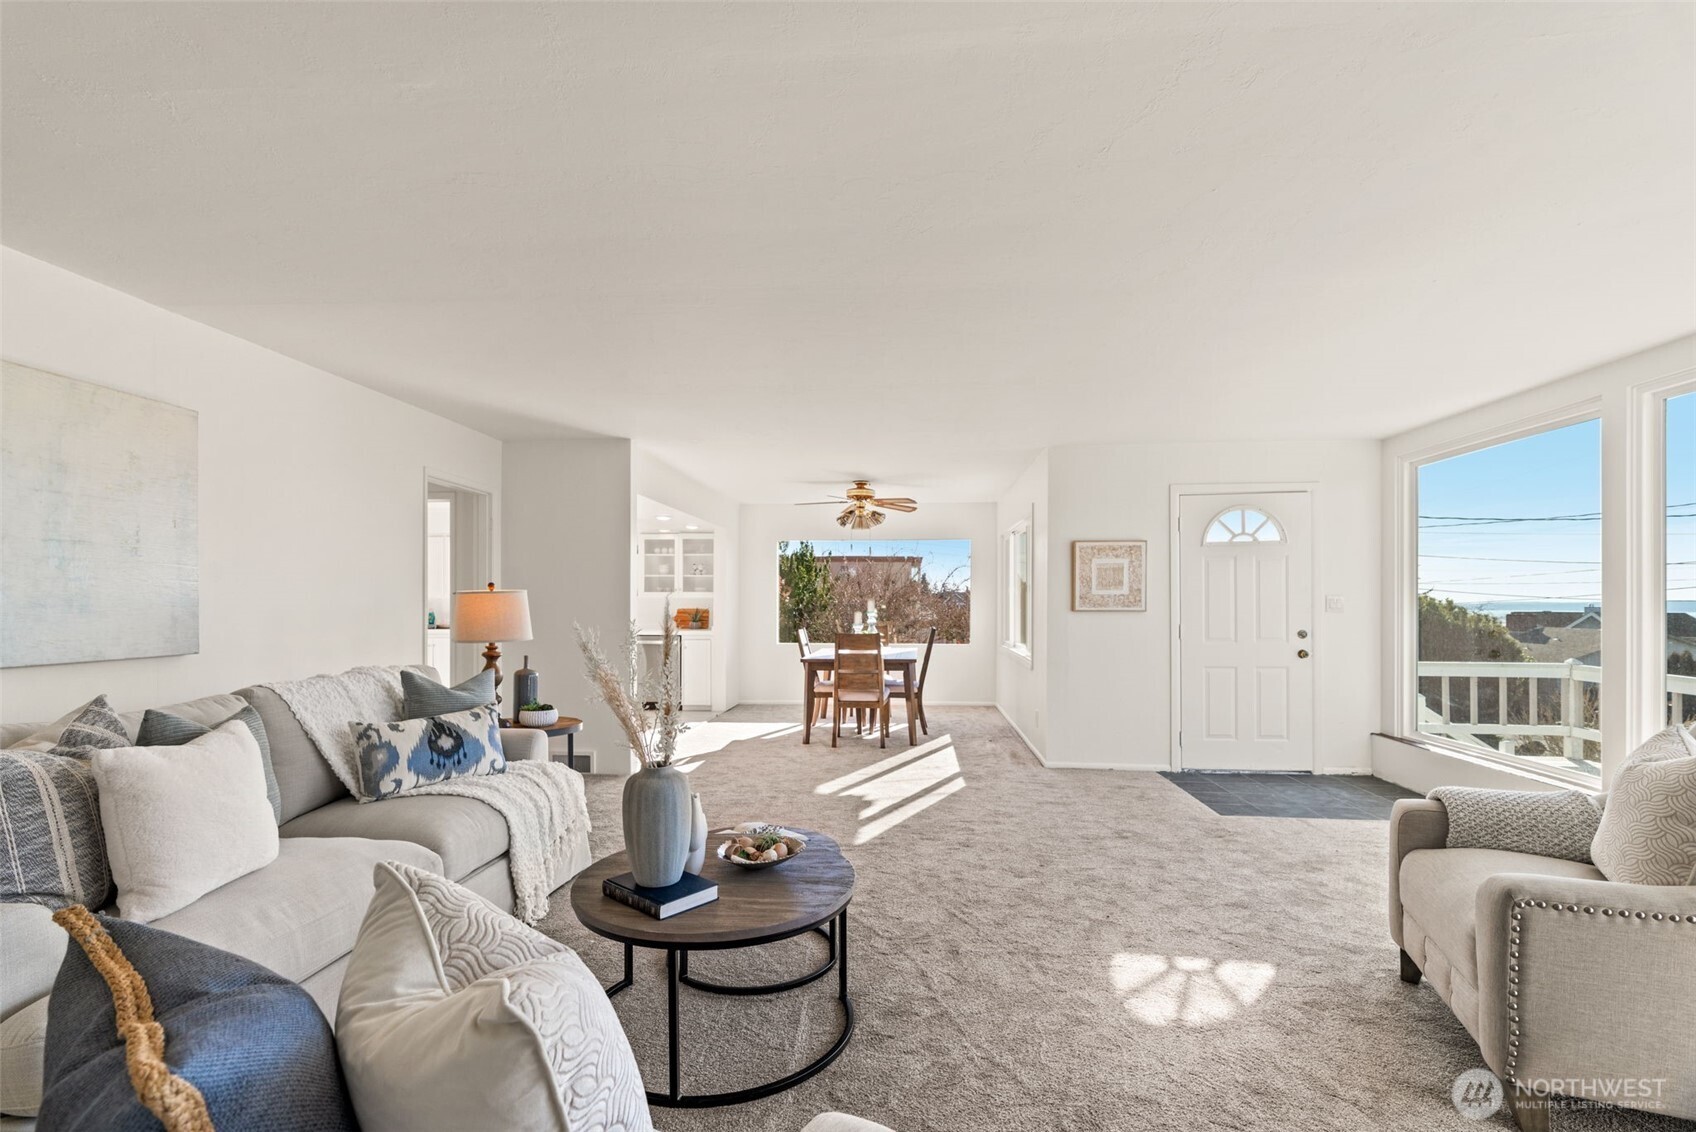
[1204,507,1284,544]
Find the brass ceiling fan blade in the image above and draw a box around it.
[794,499,848,506]
[872,498,917,511]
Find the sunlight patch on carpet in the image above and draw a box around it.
[1110,952,1277,1027]
[835,745,962,819]
[673,721,802,763]
[853,773,966,844]
[814,734,955,795]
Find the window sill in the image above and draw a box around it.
[1372,732,1604,792]
[1001,643,1034,668]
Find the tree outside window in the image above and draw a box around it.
[777,539,970,643]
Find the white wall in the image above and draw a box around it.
[995,452,1049,758]
[736,501,998,706]
[0,248,504,722]
[632,449,740,711]
[1037,440,1382,771]
[502,439,633,771]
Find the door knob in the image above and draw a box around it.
[1297,649,1310,659]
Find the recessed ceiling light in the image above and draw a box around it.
[685,525,700,531]
[655,515,672,522]
[658,528,671,533]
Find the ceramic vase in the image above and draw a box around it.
[684,792,708,874]
[513,655,539,712]
[622,763,691,888]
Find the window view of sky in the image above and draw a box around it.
[1418,407,1695,615]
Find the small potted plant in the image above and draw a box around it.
[518,701,559,728]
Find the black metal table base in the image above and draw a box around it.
[603,908,854,1108]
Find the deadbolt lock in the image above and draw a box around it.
[1297,629,1309,639]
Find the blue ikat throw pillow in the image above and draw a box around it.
[350,707,506,802]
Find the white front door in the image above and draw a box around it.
[1178,491,1315,771]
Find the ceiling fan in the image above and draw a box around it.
[795,480,919,530]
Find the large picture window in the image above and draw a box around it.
[777,539,970,644]
[1416,418,1603,775]
[1668,390,1695,725]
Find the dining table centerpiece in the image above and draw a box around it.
[577,613,690,888]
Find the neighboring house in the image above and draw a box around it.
[1519,628,1601,665]
[1507,609,1696,664]
[823,555,925,584]
[1506,605,1602,633]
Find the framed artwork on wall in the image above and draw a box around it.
[1072,540,1146,611]
[1,361,200,666]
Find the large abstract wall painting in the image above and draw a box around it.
[2,362,199,667]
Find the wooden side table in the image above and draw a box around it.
[502,716,586,771]
[570,829,856,1108]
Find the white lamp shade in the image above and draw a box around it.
[451,587,533,643]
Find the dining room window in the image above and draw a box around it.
[777,539,970,643]
[1004,519,1032,659]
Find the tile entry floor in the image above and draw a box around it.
[1160,771,1419,819]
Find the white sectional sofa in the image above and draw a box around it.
[0,665,591,1120]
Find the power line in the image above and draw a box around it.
[1423,566,1601,581]
[1417,502,1696,529]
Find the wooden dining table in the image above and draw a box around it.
[800,645,920,745]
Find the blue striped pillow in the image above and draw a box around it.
[0,695,127,911]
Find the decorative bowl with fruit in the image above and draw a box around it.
[716,823,807,869]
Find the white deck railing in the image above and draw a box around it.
[1416,661,1696,765]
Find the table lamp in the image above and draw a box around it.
[452,583,533,703]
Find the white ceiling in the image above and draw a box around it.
[3,3,1692,502]
[636,495,712,537]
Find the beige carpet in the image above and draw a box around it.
[537,706,1682,1132]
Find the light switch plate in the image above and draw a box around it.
[1325,595,1345,612]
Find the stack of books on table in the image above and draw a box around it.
[602,872,719,919]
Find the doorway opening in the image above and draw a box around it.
[423,476,494,684]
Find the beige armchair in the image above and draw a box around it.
[1389,797,1696,1131]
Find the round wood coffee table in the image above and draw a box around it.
[570,828,856,1108]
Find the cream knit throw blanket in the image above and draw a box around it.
[261,666,588,923]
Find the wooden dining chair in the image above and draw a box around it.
[832,633,890,749]
[797,628,832,725]
[887,626,937,735]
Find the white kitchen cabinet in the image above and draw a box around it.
[681,634,712,710]
[635,533,715,637]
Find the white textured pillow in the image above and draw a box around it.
[337,861,653,1132]
[1591,723,1696,885]
[90,719,279,922]
[0,997,49,1117]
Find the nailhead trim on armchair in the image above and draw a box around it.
[1503,898,1692,1083]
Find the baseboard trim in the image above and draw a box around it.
[993,704,1045,764]
[1320,766,1372,776]
[1041,760,1174,772]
